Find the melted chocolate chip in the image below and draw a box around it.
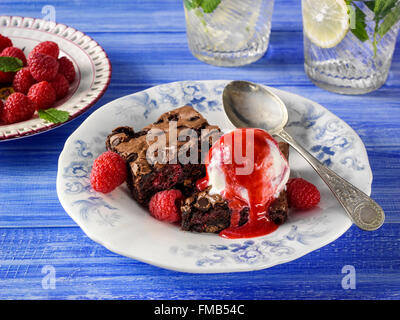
[168,114,179,121]
[197,197,211,211]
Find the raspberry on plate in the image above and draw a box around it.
[28,52,59,82]
[28,41,59,60]
[149,189,184,223]
[286,178,320,210]
[13,68,36,94]
[28,81,56,110]
[1,47,27,66]
[90,151,127,193]
[0,34,12,52]
[50,73,69,100]
[0,92,35,124]
[58,56,76,83]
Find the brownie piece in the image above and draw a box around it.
[106,105,221,206]
[181,187,248,233]
[181,142,290,233]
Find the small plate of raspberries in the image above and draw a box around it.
[0,16,111,141]
[57,80,373,273]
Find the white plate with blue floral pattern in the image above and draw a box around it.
[57,80,372,273]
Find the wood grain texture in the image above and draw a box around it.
[0,0,399,299]
[0,224,399,300]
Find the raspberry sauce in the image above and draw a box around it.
[198,128,289,239]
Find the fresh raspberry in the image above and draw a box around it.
[0,34,12,52]
[286,178,321,210]
[27,81,56,110]
[13,68,36,94]
[50,73,69,100]
[28,52,59,82]
[152,164,183,190]
[149,189,184,223]
[0,92,35,124]
[1,47,27,66]
[58,56,76,83]
[90,151,127,193]
[28,41,59,60]
[0,71,14,83]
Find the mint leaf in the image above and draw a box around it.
[374,0,397,19]
[378,4,400,37]
[200,0,221,13]
[184,0,204,10]
[350,4,369,42]
[374,0,385,15]
[365,1,376,12]
[184,0,201,10]
[184,0,221,14]
[0,56,23,73]
[38,109,70,124]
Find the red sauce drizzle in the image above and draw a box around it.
[198,128,288,239]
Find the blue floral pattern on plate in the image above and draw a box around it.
[57,80,372,273]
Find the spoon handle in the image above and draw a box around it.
[278,129,384,231]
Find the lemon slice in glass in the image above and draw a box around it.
[302,0,350,48]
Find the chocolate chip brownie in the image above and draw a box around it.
[106,105,221,206]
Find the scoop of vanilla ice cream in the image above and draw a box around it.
[206,128,289,204]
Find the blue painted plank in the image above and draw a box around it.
[0,0,304,33]
[0,224,399,299]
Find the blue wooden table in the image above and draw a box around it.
[0,0,399,300]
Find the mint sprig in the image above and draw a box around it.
[184,0,221,14]
[348,0,400,56]
[38,108,70,124]
[0,56,23,73]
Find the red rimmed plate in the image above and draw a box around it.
[0,16,111,141]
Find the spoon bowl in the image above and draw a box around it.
[223,81,288,135]
[222,80,385,231]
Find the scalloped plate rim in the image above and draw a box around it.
[0,15,112,141]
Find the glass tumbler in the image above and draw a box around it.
[183,0,275,67]
[302,0,400,95]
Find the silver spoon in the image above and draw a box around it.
[222,80,384,231]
